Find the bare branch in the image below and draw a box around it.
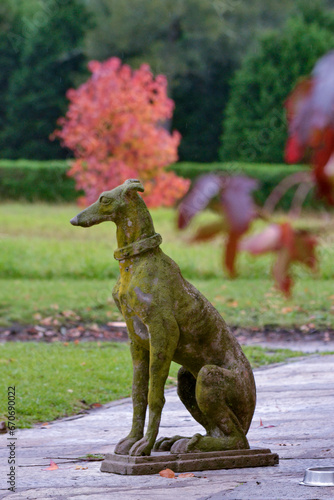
[289,182,314,218]
[264,171,313,214]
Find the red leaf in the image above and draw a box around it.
[291,230,317,270]
[259,418,276,429]
[178,174,258,278]
[311,50,334,133]
[44,460,59,471]
[191,221,226,242]
[225,232,241,278]
[220,176,258,277]
[241,223,317,296]
[179,472,195,478]
[285,51,334,205]
[313,130,334,204]
[284,78,314,146]
[221,176,258,234]
[159,468,175,478]
[273,247,293,297]
[285,135,304,164]
[178,174,222,229]
[240,224,282,254]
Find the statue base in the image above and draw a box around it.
[100,448,279,475]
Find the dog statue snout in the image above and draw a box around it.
[70,216,79,226]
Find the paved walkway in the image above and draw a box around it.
[1,355,334,499]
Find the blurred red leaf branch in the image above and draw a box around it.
[178,50,334,296]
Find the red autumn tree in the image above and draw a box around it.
[52,58,190,207]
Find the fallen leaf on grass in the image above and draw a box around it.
[40,316,54,326]
[44,460,59,471]
[281,307,294,314]
[62,310,77,318]
[159,468,175,478]
[90,403,102,408]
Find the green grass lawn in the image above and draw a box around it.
[0,203,332,428]
[0,202,334,328]
[0,341,306,428]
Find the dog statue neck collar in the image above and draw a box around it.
[114,233,162,261]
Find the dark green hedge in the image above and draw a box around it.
[0,160,80,202]
[0,159,318,210]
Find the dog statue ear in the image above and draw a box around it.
[123,179,145,195]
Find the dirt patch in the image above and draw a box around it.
[1,322,333,345]
[232,325,334,346]
[0,322,128,343]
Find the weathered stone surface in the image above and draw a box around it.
[100,448,279,475]
[71,179,256,457]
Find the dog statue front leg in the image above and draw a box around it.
[114,342,149,455]
[129,317,180,456]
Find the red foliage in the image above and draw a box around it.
[285,50,334,205]
[177,52,334,296]
[177,173,319,295]
[52,58,190,207]
[220,176,259,276]
[240,223,317,296]
[177,174,258,277]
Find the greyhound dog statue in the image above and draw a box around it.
[70,179,256,457]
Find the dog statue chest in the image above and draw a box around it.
[131,315,150,346]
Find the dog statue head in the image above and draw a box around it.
[70,179,145,227]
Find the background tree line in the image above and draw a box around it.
[1,0,334,163]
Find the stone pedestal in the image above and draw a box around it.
[101,448,279,475]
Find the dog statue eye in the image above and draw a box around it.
[100,196,111,205]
